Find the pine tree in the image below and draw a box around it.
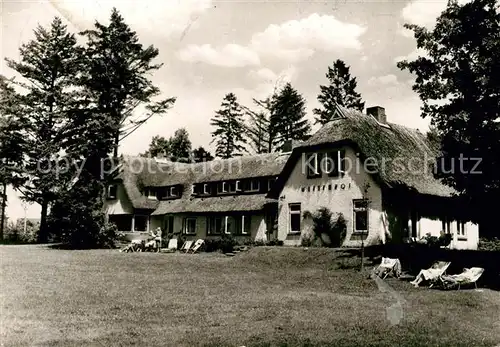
[81,8,176,157]
[242,97,277,154]
[271,83,311,152]
[211,93,247,159]
[313,59,365,125]
[3,18,83,243]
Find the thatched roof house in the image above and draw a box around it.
[269,105,455,199]
[113,152,290,214]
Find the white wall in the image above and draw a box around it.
[277,146,384,247]
[104,183,134,215]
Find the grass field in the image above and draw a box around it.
[1,245,500,347]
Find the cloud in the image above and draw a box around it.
[177,44,260,67]
[50,0,212,37]
[248,66,297,85]
[401,0,471,29]
[177,12,366,67]
[394,48,429,63]
[367,74,399,86]
[250,13,366,62]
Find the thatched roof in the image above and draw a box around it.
[116,152,289,212]
[270,105,455,198]
[151,194,276,215]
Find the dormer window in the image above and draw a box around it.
[145,188,157,200]
[218,182,228,194]
[248,179,260,192]
[203,184,211,195]
[107,185,117,199]
[267,177,277,191]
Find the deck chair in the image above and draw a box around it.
[160,238,178,253]
[411,261,451,287]
[373,257,402,279]
[180,240,193,253]
[438,267,485,290]
[187,239,204,254]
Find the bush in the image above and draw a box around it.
[3,219,38,244]
[478,238,500,251]
[303,208,346,248]
[220,233,236,253]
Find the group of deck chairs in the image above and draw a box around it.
[372,257,485,290]
[161,239,205,254]
[120,238,205,254]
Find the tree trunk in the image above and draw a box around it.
[38,199,49,243]
[113,130,119,157]
[0,182,7,242]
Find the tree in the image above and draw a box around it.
[397,0,500,238]
[0,78,27,241]
[242,96,278,154]
[313,59,365,125]
[169,128,192,162]
[2,18,84,243]
[270,83,311,152]
[210,93,247,159]
[81,8,175,157]
[192,146,214,163]
[142,135,170,158]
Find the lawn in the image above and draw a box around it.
[1,245,499,347]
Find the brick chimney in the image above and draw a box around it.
[367,106,386,124]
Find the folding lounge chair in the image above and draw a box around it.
[161,238,178,253]
[187,239,204,254]
[438,267,485,290]
[180,240,193,253]
[373,257,402,279]
[411,261,451,288]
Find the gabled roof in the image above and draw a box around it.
[116,152,290,212]
[269,105,455,198]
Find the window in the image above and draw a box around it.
[442,219,451,234]
[107,185,117,199]
[207,216,223,235]
[170,186,179,197]
[248,179,260,192]
[234,215,251,235]
[134,215,148,232]
[306,153,321,178]
[228,181,237,193]
[353,200,368,233]
[184,218,197,235]
[203,184,211,195]
[322,150,345,177]
[268,177,277,191]
[109,214,132,232]
[289,203,301,234]
[145,188,156,200]
[218,182,228,194]
[235,180,242,192]
[457,221,467,239]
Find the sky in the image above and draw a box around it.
[1,0,456,221]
